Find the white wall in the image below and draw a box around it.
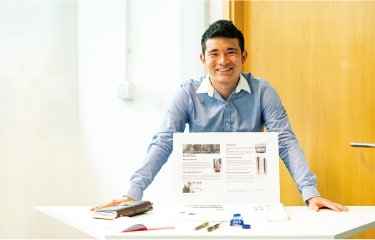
[0,1,86,238]
[0,0,221,238]
[77,0,208,205]
[78,1,210,204]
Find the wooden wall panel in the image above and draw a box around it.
[238,1,375,238]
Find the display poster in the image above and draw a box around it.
[172,132,280,204]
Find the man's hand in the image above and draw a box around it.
[307,196,348,212]
[90,196,134,211]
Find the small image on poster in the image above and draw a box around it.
[213,158,222,173]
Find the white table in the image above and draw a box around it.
[36,205,375,239]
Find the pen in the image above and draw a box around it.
[194,221,209,230]
[207,223,220,232]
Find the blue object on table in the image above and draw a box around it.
[230,213,244,227]
[242,224,251,229]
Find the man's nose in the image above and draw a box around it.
[218,54,229,64]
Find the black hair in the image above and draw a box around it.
[201,19,245,54]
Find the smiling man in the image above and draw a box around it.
[199,29,247,101]
[93,20,347,212]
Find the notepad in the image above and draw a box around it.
[104,216,175,233]
[93,201,153,220]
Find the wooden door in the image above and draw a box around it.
[232,1,375,238]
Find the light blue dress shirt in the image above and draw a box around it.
[125,72,320,203]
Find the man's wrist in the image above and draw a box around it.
[302,185,320,204]
[124,184,143,201]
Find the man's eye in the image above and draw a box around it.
[228,51,236,55]
[209,53,218,57]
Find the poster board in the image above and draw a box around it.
[172,132,280,205]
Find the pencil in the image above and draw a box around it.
[207,223,220,232]
[194,221,209,230]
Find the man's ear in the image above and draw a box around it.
[200,53,206,64]
[242,50,248,63]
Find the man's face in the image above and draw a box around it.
[200,37,247,87]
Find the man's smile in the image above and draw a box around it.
[216,67,233,72]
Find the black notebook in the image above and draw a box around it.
[93,201,153,220]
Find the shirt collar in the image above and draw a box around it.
[196,73,251,97]
[196,75,215,97]
[236,73,251,94]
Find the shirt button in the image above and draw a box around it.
[225,122,230,127]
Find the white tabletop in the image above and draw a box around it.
[36,205,375,239]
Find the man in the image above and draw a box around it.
[214,158,221,173]
[182,181,192,193]
[92,20,347,212]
